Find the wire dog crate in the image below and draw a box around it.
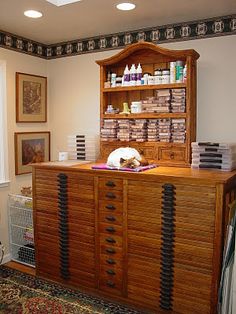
[8,194,35,267]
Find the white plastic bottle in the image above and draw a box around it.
[123,65,130,86]
[130,64,137,86]
[170,62,176,83]
[136,63,142,86]
[183,64,187,83]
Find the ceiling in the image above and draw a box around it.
[0,0,235,44]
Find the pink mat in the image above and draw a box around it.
[91,163,157,172]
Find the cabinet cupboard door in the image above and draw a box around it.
[127,180,162,310]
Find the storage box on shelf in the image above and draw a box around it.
[96,42,199,167]
[8,194,35,267]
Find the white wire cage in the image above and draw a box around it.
[8,194,35,267]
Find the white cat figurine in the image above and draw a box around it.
[107,147,146,169]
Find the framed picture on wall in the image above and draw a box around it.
[14,131,50,175]
[16,72,47,122]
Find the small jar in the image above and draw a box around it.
[154,69,162,84]
[111,73,116,87]
[161,69,170,84]
[148,76,155,85]
[131,101,142,113]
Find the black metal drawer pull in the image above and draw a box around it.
[106,216,116,222]
[106,248,116,254]
[106,192,116,199]
[106,204,116,210]
[106,226,116,233]
[106,237,116,243]
[106,280,115,287]
[106,181,116,187]
[106,269,116,275]
[106,258,116,265]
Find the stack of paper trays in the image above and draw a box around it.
[68,134,99,162]
[191,142,236,171]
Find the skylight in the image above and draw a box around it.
[46,0,82,6]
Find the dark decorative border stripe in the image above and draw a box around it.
[57,173,70,280]
[160,183,176,310]
[0,29,47,58]
[0,14,235,59]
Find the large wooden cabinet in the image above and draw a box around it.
[96,42,199,167]
[33,163,236,314]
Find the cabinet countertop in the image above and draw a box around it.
[32,161,236,184]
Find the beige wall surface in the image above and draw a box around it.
[48,36,236,162]
[0,48,48,260]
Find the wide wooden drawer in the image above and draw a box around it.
[100,254,123,268]
[98,177,123,191]
[158,146,186,162]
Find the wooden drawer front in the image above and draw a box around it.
[99,190,123,202]
[69,222,94,236]
[35,199,58,214]
[37,240,59,257]
[37,252,60,276]
[100,245,123,260]
[36,212,58,235]
[69,268,96,289]
[69,250,95,273]
[99,233,122,248]
[129,143,155,159]
[98,223,123,237]
[99,211,123,226]
[100,254,123,270]
[99,277,123,296]
[158,147,186,162]
[98,177,123,191]
[99,200,123,214]
[173,265,211,314]
[68,209,94,226]
[100,265,123,278]
[128,255,160,309]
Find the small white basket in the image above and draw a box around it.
[8,194,35,267]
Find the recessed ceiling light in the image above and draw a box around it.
[46,0,82,6]
[116,2,136,11]
[24,10,43,18]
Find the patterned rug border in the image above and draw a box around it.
[0,265,141,314]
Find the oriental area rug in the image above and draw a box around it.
[0,265,139,314]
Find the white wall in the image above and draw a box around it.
[0,48,48,261]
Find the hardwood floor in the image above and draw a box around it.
[3,261,36,276]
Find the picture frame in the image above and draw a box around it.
[16,72,47,123]
[14,131,50,175]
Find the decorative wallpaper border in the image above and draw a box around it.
[0,14,235,59]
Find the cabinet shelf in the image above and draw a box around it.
[102,113,187,119]
[102,83,186,93]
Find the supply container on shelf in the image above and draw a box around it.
[8,194,35,267]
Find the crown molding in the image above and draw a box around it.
[0,14,235,60]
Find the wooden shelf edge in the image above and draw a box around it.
[102,83,186,92]
[101,113,187,119]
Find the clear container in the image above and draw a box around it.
[162,69,170,84]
